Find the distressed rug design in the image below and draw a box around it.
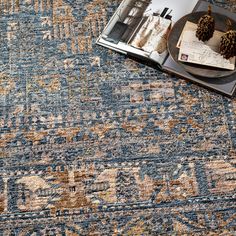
[0,0,236,235]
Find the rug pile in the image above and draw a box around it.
[0,0,236,235]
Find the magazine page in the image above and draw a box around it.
[97,0,199,65]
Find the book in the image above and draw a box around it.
[97,0,236,96]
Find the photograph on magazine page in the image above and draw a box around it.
[99,0,198,64]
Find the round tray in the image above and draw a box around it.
[167,11,236,78]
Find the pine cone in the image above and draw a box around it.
[220,23,236,59]
[196,6,215,41]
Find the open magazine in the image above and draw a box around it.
[97,0,199,67]
[97,0,236,96]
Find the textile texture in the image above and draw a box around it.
[0,0,236,235]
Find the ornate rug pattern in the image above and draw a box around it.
[0,0,236,235]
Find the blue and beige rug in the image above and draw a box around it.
[0,0,236,235]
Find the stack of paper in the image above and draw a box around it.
[178,21,235,71]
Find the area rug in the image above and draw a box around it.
[0,0,236,235]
